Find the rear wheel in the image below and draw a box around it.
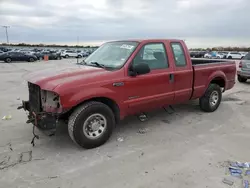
[68,101,115,149]
[199,84,222,112]
[228,56,232,59]
[65,55,69,58]
[238,75,247,83]
[5,58,11,63]
[29,57,34,62]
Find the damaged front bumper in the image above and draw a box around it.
[18,100,58,135]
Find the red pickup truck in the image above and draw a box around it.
[19,39,236,149]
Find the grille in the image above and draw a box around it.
[28,82,41,112]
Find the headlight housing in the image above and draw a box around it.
[40,90,62,113]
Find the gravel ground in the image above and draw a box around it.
[0,59,249,188]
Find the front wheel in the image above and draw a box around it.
[238,75,247,83]
[68,101,115,149]
[5,58,12,63]
[199,84,222,112]
[29,57,34,62]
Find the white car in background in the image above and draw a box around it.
[239,52,248,58]
[204,53,212,58]
[61,50,82,58]
[226,52,243,59]
[216,53,224,59]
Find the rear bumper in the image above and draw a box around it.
[237,70,250,78]
[18,101,57,133]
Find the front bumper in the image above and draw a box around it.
[18,101,57,132]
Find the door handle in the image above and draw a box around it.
[169,74,174,83]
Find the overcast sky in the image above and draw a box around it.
[0,0,249,47]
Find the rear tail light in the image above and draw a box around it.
[239,61,242,68]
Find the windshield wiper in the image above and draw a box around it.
[79,61,113,70]
[90,62,106,68]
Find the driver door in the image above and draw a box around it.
[123,42,174,115]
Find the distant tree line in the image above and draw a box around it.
[0,43,99,48]
[189,47,250,52]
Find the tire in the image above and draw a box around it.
[29,57,34,62]
[65,55,69,58]
[199,84,222,112]
[5,58,11,63]
[228,56,232,59]
[68,101,115,149]
[238,75,247,83]
[57,56,61,60]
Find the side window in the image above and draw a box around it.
[171,43,187,67]
[133,43,168,70]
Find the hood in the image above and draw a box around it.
[24,65,111,91]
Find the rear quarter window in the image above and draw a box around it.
[171,43,187,67]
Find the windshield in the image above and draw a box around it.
[83,41,138,69]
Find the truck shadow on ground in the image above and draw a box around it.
[50,100,203,149]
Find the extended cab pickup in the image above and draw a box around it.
[19,39,236,149]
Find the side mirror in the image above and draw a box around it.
[130,63,150,76]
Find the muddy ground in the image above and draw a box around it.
[0,59,249,188]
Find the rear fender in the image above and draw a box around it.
[206,70,226,90]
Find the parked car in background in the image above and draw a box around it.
[19,39,236,149]
[216,53,224,59]
[18,49,33,54]
[61,50,82,58]
[219,52,229,59]
[226,52,243,59]
[45,51,62,60]
[204,52,212,58]
[33,51,62,60]
[0,47,8,52]
[190,51,204,58]
[237,52,250,83]
[0,52,38,63]
[77,50,89,57]
[239,52,248,58]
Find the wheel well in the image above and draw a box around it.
[210,77,225,88]
[62,97,120,123]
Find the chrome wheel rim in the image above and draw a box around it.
[210,91,219,106]
[83,113,107,139]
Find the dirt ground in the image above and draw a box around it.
[0,59,249,188]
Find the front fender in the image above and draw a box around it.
[60,87,122,109]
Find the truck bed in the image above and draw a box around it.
[191,58,229,65]
[191,59,236,100]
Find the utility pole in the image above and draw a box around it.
[77,36,79,64]
[2,26,10,44]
